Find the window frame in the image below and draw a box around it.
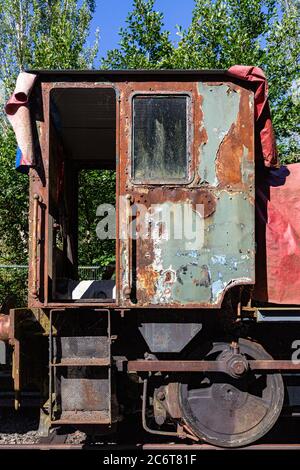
[131,92,193,185]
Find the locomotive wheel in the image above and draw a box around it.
[178,339,284,448]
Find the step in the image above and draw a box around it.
[52,410,110,425]
[51,357,110,367]
[52,336,110,364]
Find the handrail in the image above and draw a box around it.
[31,193,41,298]
[123,194,132,300]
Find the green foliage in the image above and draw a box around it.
[0,0,98,303]
[102,0,173,69]
[78,169,116,273]
[0,0,99,93]
[31,0,98,70]
[0,127,29,304]
[0,266,27,306]
[104,0,300,162]
[264,1,300,162]
[172,0,300,161]
[172,0,277,68]
[0,128,29,264]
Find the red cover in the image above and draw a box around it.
[254,163,300,304]
[228,65,278,168]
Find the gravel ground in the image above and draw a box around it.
[0,409,87,445]
[65,430,87,444]
[0,409,40,444]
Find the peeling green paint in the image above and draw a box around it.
[199,83,240,186]
[241,144,254,185]
[141,191,254,306]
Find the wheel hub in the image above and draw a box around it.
[218,347,249,378]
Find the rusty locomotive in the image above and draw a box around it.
[1,68,300,448]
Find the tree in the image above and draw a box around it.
[172,1,273,68]
[264,1,300,162]
[0,0,98,93]
[104,0,300,162]
[0,0,98,303]
[102,0,173,69]
[78,169,116,274]
[172,0,300,161]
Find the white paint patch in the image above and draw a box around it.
[72,280,93,299]
[211,255,227,265]
[211,279,226,299]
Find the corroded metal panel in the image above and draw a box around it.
[139,323,202,353]
[61,376,109,411]
[119,80,255,308]
[135,191,254,307]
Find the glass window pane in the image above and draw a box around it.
[133,96,188,181]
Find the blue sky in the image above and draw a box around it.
[88,0,195,59]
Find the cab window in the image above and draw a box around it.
[132,95,188,182]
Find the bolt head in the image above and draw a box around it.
[232,361,245,374]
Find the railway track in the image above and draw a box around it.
[1,439,300,450]
[1,415,300,451]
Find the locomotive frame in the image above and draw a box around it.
[1,69,300,448]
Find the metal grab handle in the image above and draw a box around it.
[31,193,41,298]
[124,194,132,299]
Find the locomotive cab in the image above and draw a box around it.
[27,71,255,310]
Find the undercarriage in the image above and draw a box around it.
[1,305,300,448]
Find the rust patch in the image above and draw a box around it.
[216,86,254,188]
[138,266,159,300]
[134,187,216,218]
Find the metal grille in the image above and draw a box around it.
[0,265,103,280]
[77,266,103,280]
[0,265,104,305]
